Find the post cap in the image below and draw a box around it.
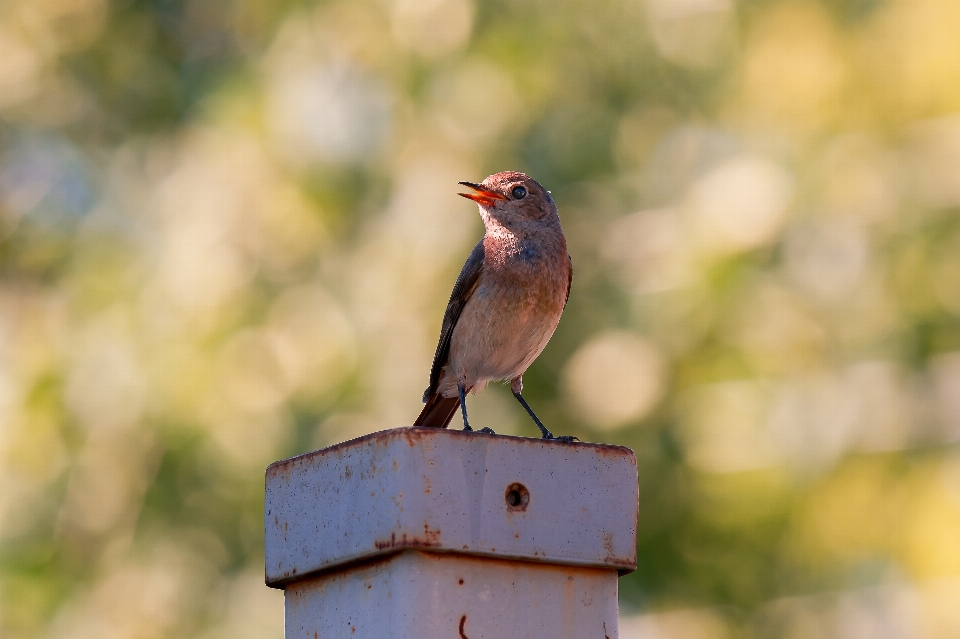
[265,427,638,588]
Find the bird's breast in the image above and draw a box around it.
[517,241,538,263]
[440,233,570,394]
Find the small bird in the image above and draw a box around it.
[414,171,575,442]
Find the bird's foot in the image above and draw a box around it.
[463,424,496,435]
[541,431,578,444]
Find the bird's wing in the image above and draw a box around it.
[564,253,573,308]
[424,240,485,400]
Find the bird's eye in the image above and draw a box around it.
[511,186,527,199]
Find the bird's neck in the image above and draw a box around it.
[480,212,563,243]
[483,219,519,244]
[481,216,566,270]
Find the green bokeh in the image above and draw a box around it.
[3,0,960,637]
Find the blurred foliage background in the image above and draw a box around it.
[2,0,960,637]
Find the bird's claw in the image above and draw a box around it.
[463,425,497,435]
[541,432,578,444]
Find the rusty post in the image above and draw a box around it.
[265,427,638,638]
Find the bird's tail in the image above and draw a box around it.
[413,390,460,428]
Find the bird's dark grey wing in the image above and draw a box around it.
[564,253,573,308]
[424,240,485,400]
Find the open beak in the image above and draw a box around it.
[458,181,507,207]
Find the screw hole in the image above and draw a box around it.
[504,482,529,512]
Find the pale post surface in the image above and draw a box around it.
[265,427,638,638]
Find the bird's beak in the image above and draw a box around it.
[458,181,507,207]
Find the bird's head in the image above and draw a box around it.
[458,171,558,229]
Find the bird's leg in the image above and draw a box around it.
[458,384,471,430]
[459,384,495,435]
[511,377,577,443]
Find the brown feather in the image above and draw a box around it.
[413,392,461,428]
[422,241,485,401]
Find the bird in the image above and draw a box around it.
[413,171,575,442]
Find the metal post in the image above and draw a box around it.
[265,427,638,638]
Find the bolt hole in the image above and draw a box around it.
[504,482,530,512]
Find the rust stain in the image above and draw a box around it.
[403,427,436,447]
[458,615,469,639]
[423,523,441,545]
[423,474,432,494]
[601,531,615,562]
[373,525,442,550]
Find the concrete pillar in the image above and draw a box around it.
[265,427,638,639]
